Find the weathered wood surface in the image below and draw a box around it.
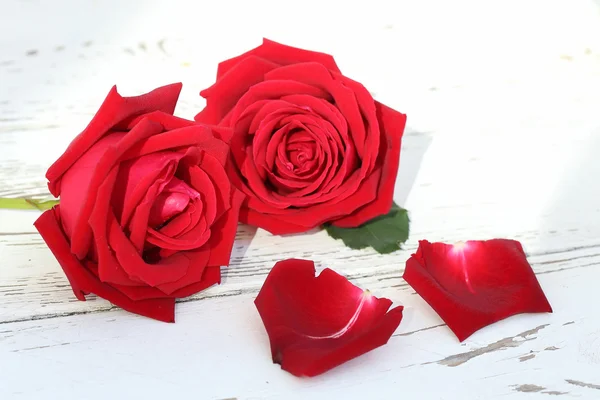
[2,0,600,398]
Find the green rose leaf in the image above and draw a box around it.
[0,198,59,211]
[325,203,410,254]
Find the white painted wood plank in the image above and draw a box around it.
[1,264,598,399]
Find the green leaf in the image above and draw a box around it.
[0,198,59,211]
[325,203,410,254]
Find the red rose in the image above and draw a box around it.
[195,39,407,234]
[34,83,244,322]
[255,259,404,377]
[403,239,552,341]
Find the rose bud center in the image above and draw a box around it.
[148,177,200,229]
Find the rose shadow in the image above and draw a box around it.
[394,128,433,208]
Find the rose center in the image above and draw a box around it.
[286,133,317,171]
[148,177,200,228]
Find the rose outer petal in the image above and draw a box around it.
[215,38,341,80]
[170,266,221,298]
[59,132,124,238]
[332,102,407,227]
[255,259,403,377]
[206,188,245,267]
[34,207,176,323]
[122,125,231,167]
[46,83,182,196]
[68,118,165,260]
[197,55,280,125]
[403,239,553,342]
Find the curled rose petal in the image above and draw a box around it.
[403,239,553,342]
[255,259,403,377]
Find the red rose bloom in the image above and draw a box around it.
[255,259,404,377]
[34,84,244,322]
[195,39,407,234]
[403,239,552,341]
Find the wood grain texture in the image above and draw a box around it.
[2,0,600,398]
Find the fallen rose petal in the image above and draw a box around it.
[403,239,553,342]
[255,258,403,377]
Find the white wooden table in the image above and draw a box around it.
[2,1,600,398]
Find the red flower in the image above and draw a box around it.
[195,39,407,235]
[34,84,244,322]
[403,239,552,341]
[254,259,404,377]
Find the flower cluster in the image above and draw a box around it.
[34,39,552,377]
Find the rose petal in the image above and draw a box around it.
[91,166,142,286]
[196,55,280,124]
[205,188,245,267]
[169,266,221,298]
[108,282,171,301]
[34,207,176,322]
[403,239,553,342]
[264,62,367,156]
[157,201,203,240]
[332,101,406,227]
[106,213,191,287]
[199,153,232,219]
[113,150,182,227]
[68,118,164,259]
[125,164,178,253]
[125,110,195,131]
[146,217,210,251]
[123,125,230,167]
[155,248,211,295]
[148,179,199,228]
[46,83,182,196]
[216,38,341,79]
[186,166,217,225]
[242,168,380,234]
[123,147,204,252]
[334,74,381,173]
[255,259,403,377]
[229,79,331,128]
[59,132,124,237]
